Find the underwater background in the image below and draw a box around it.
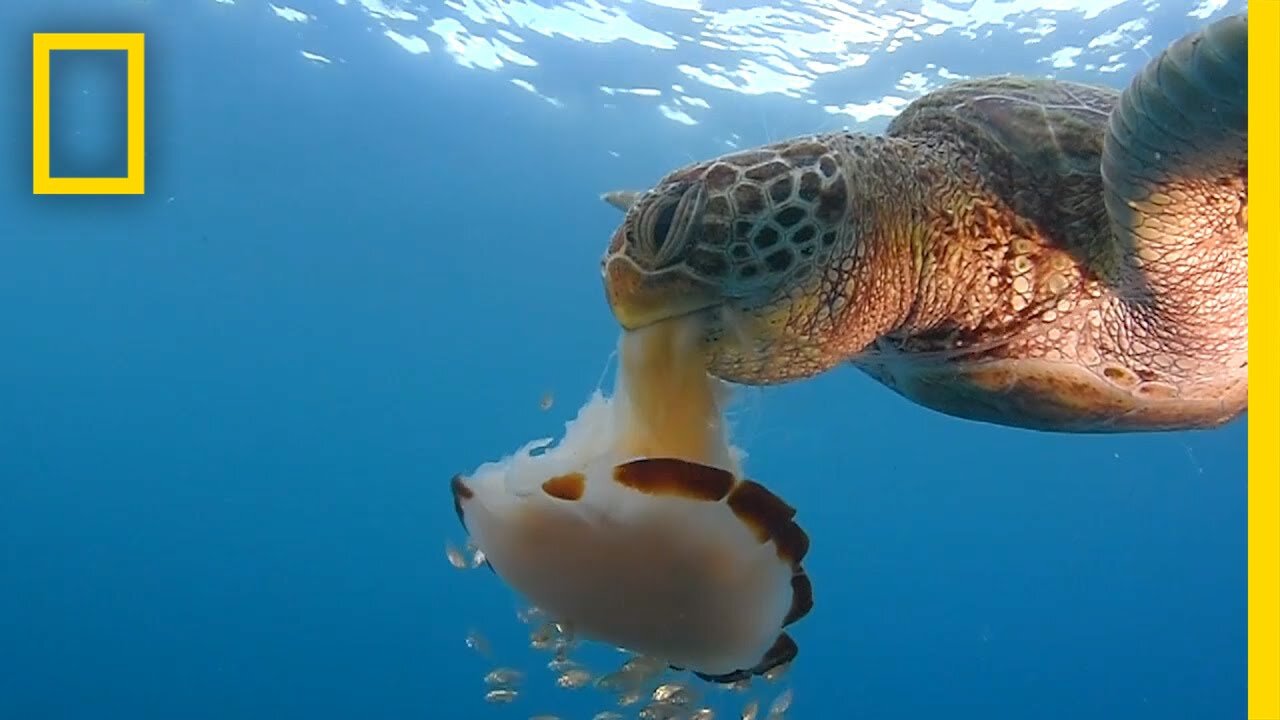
[0,0,1248,718]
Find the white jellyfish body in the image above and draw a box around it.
[450,320,813,682]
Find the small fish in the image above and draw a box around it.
[445,542,469,569]
[621,655,666,679]
[767,688,793,716]
[740,699,759,720]
[592,712,625,720]
[485,688,518,704]
[465,630,491,657]
[484,668,525,687]
[595,669,645,693]
[691,709,716,720]
[556,668,593,689]
[725,678,751,693]
[653,682,695,705]
[547,657,582,673]
[529,621,560,650]
[618,690,646,707]
[539,392,554,411]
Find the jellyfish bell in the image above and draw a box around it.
[450,318,813,684]
[451,457,809,681]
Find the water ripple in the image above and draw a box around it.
[247,0,1246,128]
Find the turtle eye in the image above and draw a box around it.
[650,201,678,255]
[637,182,706,268]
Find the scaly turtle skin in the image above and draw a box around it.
[600,13,1247,433]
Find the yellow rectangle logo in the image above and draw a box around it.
[32,32,145,195]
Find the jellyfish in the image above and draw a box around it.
[450,318,813,684]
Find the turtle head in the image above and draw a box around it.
[600,178,726,331]
[600,139,854,382]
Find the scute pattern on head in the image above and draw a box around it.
[606,138,852,299]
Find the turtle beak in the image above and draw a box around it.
[603,252,722,330]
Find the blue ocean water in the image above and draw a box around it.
[0,1,1247,719]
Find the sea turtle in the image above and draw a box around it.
[599,12,1247,433]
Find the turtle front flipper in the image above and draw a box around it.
[1101,12,1247,304]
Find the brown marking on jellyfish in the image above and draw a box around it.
[727,479,809,566]
[541,472,586,501]
[450,475,473,529]
[771,518,811,568]
[725,480,798,543]
[784,572,814,627]
[612,458,735,501]
[692,633,800,684]
[693,667,751,684]
[751,632,799,676]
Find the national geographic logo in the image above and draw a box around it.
[31,32,145,195]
